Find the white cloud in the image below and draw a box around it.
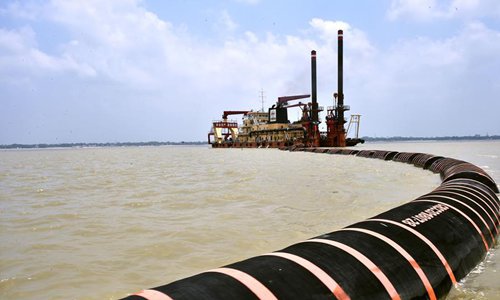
[354,21,500,136]
[0,27,96,78]
[1,3,359,96]
[387,0,500,21]
[0,26,36,52]
[309,18,375,57]
[216,10,239,34]
[233,0,261,5]
[387,0,446,21]
[310,18,351,35]
[0,0,42,20]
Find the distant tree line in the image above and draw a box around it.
[1,135,499,149]
[361,134,500,142]
[0,141,206,149]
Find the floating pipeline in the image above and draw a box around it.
[123,148,499,300]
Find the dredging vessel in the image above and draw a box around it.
[208,30,364,148]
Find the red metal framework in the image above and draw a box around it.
[222,111,250,120]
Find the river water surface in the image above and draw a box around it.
[0,141,498,299]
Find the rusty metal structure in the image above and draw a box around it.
[208,30,364,148]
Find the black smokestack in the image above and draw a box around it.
[311,50,318,122]
[337,30,344,123]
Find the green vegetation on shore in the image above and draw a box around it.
[0,141,206,149]
[361,134,500,142]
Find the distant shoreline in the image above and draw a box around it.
[361,135,500,142]
[0,141,207,149]
[1,135,499,149]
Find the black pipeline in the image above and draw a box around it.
[123,148,498,300]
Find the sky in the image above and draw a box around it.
[1,0,500,144]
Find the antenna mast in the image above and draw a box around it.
[259,89,265,112]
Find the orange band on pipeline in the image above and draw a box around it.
[431,190,498,236]
[443,179,500,210]
[341,228,436,300]
[368,218,457,284]
[263,252,350,300]
[208,267,277,300]
[134,289,173,300]
[436,185,500,226]
[306,239,401,300]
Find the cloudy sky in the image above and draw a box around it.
[1,0,499,144]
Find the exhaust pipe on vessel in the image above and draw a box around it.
[337,29,344,125]
[311,50,319,123]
